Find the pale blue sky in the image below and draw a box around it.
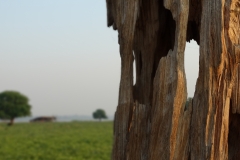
[0,0,199,116]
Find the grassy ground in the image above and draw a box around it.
[0,121,113,160]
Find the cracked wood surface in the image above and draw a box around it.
[106,0,240,159]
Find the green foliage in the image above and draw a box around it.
[0,91,31,122]
[93,109,107,121]
[0,122,113,160]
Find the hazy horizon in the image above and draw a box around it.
[0,1,199,116]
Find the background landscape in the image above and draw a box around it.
[0,0,199,159]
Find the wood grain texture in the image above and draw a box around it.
[106,0,240,159]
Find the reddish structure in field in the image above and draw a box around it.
[30,116,56,122]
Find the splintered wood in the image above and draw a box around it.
[106,0,240,159]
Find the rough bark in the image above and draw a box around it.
[106,0,240,159]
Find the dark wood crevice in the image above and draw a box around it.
[228,105,240,160]
[187,0,201,44]
[133,0,176,104]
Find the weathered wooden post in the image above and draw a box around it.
[106,0,240,159]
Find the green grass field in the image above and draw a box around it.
[0,122,113,160]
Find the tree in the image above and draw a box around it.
[0,91,31,125]
[92,109,107,121]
